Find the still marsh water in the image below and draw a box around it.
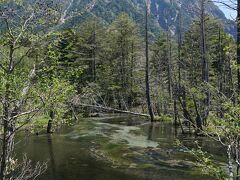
[15,114,225,180]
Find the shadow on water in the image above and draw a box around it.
[14,114,225,180]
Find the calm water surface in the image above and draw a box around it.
[15,115,225,180]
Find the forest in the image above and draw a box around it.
[0,0,240,179]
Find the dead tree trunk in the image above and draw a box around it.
[47,109,55,134]
[192,95,203,131]
[218,28,225,118]
[92,23,97,82]
[237,0,240,94]
[167,32,173,99]
[177,4,182,92]
[218,28,224,93]
[78,103,150,117]
[145,1,154,122]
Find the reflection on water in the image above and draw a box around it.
[15,114,225,180]
[47,135,56,179]
[147,123,154,141]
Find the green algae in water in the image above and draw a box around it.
[98,143,137,168]
[72,119,159,148]
[29,116,222,179]
[92,122,160,148]
[110,126,159,148]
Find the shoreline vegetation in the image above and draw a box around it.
[0,0,240,179]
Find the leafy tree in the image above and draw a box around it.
[0,0,61,179]
[151,32,177,116]
[97,13,142,109]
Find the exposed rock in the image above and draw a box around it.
[58,0,235,37]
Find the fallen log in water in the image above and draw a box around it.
[78,103,150,118]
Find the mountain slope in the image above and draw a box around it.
[60,0,235,37]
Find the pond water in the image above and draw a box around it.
[15,114,226,180]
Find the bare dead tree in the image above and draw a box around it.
[145,0,155,122]
[9,155,47,180]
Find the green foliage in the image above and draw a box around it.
[0,1,238,179]
[150,32,177,114]
[176,140,226,179]
[192,148,226,180]
[96,13,143,108]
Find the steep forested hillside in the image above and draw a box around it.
[59,0,235,36]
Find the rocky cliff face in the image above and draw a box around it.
[149,0,234,35]
[59,0,235,37]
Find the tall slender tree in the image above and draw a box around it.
[145,0,154,121]
[0,1,61,178]
[200,0,210,124]
[237,0,240,94]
